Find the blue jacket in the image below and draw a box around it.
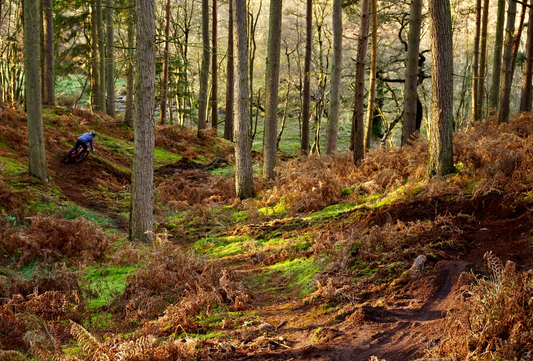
[77,132,95,151]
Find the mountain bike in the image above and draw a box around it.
[63,143,90,163]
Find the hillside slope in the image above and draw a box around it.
[1,107,533,360]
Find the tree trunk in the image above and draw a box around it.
[363,0,377,150]
[129,0,155,242]
[24,0,49,183]
[125,0,135,127]
[263,0,283,180]
[97,0,106,112]
[401,0,422,146]
[490,0,506,111]
[520,0,533,111]
[0,0,3,110]
[160,0,170,124]
[427,0,454,177]
[471,0,481,121]
[91,0,101,111]
[224,0,234,141]
[106,0,115,117]
[511,0,527,78]
[198,0,210,135]
[325,0,342,154]
[211,0,218,131]
[498,0,516,123]
[43,0,54,105]
[352,0,370,164]
[234,0,255,199]
[301,0,312,154]
[477,0,490,120]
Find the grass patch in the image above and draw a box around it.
[154,148,182,167]
[84,265,137,309]
[194,236,253,258]
[246,257,321,300]
[61,204,116,227]
[304,202,357,221]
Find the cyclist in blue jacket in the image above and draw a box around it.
[69,131,96,155]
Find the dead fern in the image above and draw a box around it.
[426,253,533,359]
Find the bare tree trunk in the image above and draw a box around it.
[198,0,210,135]
[401,0,422,145]
[498,0,516,123]
[511,0,527,78]
[160,0,170,124]
[364,0,377,150]
[352,0,370,164]
[301,0,312,154]
[43,0,54,105]
[25,0,49,183]
[91,0,101,111]
[211,0,218,131]
[129,0,155,242]
[106,0,115,117]
[224,0,234,141]
[0,0,3,110]
[125,0,135,127]
[477,0,490,120]
[520,0,533,111]
[427,0,454,177]
[234,0,255,199]
[490,0,506,112]
[471,0,481,121]
[263,0,282,180]
[97,0,106,112]
[325,0,342,154]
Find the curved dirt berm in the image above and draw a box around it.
[245,260,470,361]
[323,260,470,361]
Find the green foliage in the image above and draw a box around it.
[84,265,137,309]
[194,236,253,258]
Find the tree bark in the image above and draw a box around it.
[106,0,115,116]
[211,0,218,131]
[97,0,106,112]
[160,0,170,124]
[24,0,49,183]
[263,0,283,180]
[125,0,135,127]
[325,0,342,154]
[477,0,490,120]
[301,0,312,154]
[427,0,454,177]
[471,0,481,121]
[43,0,54,105]
[352,0,370,164]
[198,0,210,135]
[520,0,533,111]
[363,0,377,150]
[511,0,527,78]
[490,0,506,111]
[0,0,3,110]
[129,0,155,242]
[224,0,234,141]
[498,0,516,123]
[91,0,101,111]
[234,0,255,199]
[401,0,422,146]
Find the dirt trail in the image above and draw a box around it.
[235,260,469,361]
[230,195,533,361]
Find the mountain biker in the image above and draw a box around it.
[69,131,96,155]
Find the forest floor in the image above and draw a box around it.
[1,106,533,360]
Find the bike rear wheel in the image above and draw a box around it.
[63,150,76,163]
[75,149,89,162]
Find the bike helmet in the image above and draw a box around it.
[90,131,96,137]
